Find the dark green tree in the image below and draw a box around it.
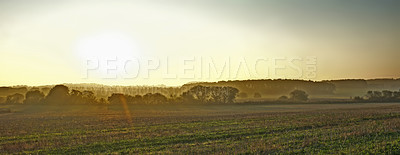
[6,93,24,104]
[24,90,45,104]
[289,90,309,102]
[143,93,167,104]
[108,93,126,105]
[45,85,70,104]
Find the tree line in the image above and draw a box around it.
[277,90,309,102]
[1,85,239,105]
[353,90,400,102]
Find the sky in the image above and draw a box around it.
[1,0,400,86]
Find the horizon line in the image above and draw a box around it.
[2,77,399,88]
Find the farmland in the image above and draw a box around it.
[1,103,400,154]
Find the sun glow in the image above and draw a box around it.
[74,31,141,79]
[75,32,137,60]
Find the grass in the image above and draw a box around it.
[1,103,400,154]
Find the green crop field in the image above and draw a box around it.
[1,103,400,154]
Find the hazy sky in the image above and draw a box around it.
[1,0,400,86]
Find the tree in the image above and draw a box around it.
[254,93,262,98]
[189,85,209,103]
[209,86,222,103]
[181,91,196,103]
[394,91,400,99]
[128,95,143,104]
[45,85,70,104]
[373,91,383,99]
[366,91,384,101]
[98,98,108,104]
[82,90,97,104]
[108,93,126,105]
[364,90,400,102]
[289,90,309,102]
[69,90,98,104]
[382,90,393,100]
[24,90,45,104]
[143,93,167,104]
[182,85,208,104]
[278,95,289,101]
[353,96,364,101]
[223,87,239,103]
[366,91,374,99]
[70,89,83,104]
[6,93,24,104]
[181,85,239,104]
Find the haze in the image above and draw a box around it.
[1,0,399,86]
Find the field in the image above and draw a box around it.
[1,103,400,154]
